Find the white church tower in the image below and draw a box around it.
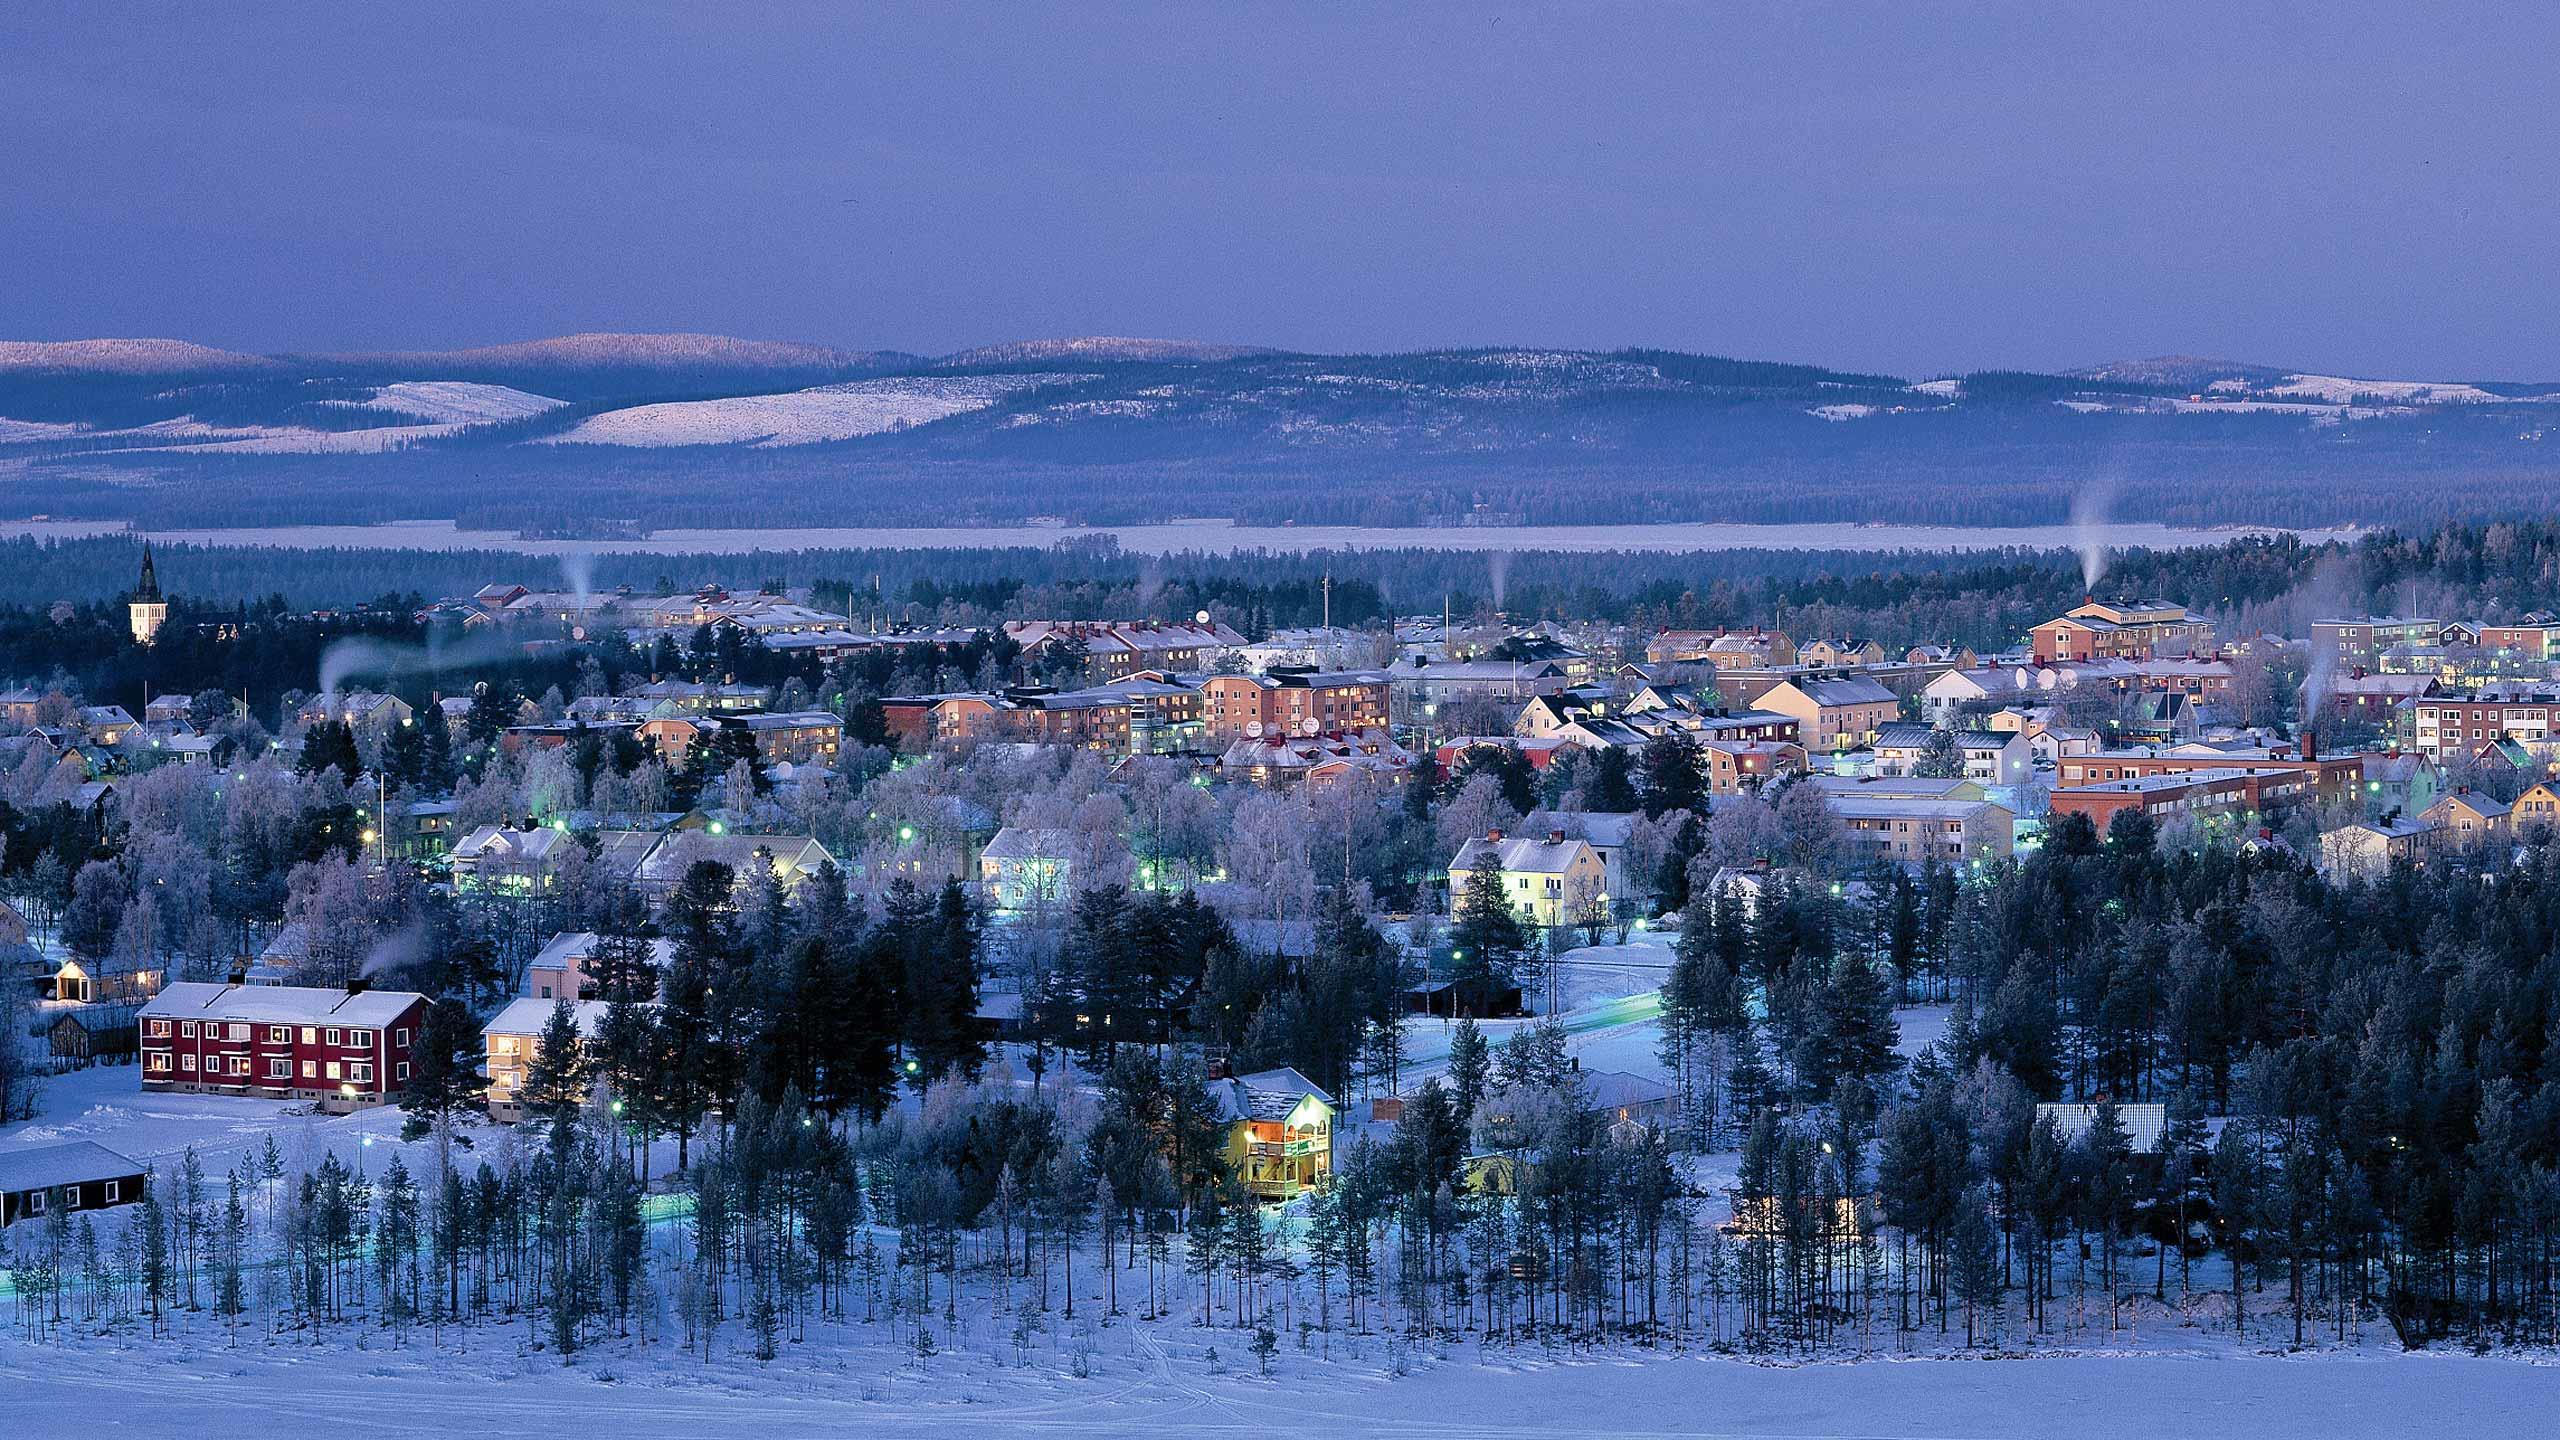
[129,542,167,645]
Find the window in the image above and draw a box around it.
[351,1062,374,1084]
[325,1062,341,1080]
[228,1024,248,1041]
[301,1027,317,1044]
[180,1021,197,1039]
[25,1191,41,1215]
[146,1053,170,1073]
[395,1062,410,1082]
[348,1029,371,1047]
[103,1180,121,1202]
[269,1026,289,1044]
[149,1019,171,1037]
[395,1027,410,1047]
[301,1061,316,1078]
[269,1059,290,1079]
[325,1028,341,1046]
[181,1053,195,1072]
[63,1188,79,1210]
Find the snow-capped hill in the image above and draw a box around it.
[339,381,564,425]
[2069,355,2287,387]
[0,338,277,374]
[536,373,1086,448]
[331,332,888,373]
[939,336,1277,367]
[2261,374,2519,405]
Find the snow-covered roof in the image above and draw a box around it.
[139,981,426,1028]
[482,997,632,1039]
[0,1141,146,1194]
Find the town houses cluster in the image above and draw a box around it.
[12,559,2560,1230]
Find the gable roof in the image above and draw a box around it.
[0,1141,146,1194]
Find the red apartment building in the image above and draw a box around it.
[138,982,428,1111]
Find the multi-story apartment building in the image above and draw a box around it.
[2312,617,2442,670]
[1202,667,1392,741]
[2411,689,2560,761]
[138,983,427,1111]
[2031,599,2213,663]
[1826,795,2015,868]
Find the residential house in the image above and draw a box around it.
[1755,676,1900,754]
[450,824,572,890]
[525,930,677,1001]
[1213,1066,1337,1202]
[2512,782,2560,835]
[1218,730,1413,788]
[632,831,835,896]
[295,690,415,735]
[482,998,643,1122]
[1446,828,1610,928]
[2361,751,2441,822]
[980,827,1075,914]
[2419,789,2513,849]
[138,982,427,1110]
[1798,638,1887,668]
[1,1142,148,1228]
[1700,738,1806,794]
[2320,817,2438,880]
[1869,723,2031,786]
[1521,810,1641,899]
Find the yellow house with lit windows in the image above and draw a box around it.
[1445,828,1608,928]
[1213,1067,1336,1201]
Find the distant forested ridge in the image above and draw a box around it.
[4,340,2555,531]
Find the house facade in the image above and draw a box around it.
[138,982,426,1110]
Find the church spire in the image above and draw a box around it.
[129,542,167,645]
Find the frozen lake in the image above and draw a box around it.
[0,517,2343,557]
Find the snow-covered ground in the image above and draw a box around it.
[339,380,563,425]
[2,1317,2552,1438]
[0,381,565,455]
[537,373,1085,448]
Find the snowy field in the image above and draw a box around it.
[2,1324,2552,1438]
[9,995,2560,1438]
[0,381,565,455]
[536,372,1084,447]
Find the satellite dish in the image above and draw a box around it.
[1195,610,1211,625]
[570,625,587,641]
[1246,720,1265,738]
[1300,716,1320,736]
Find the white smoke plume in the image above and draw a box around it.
[560,550,597,609]
[2069,476,2120,592]
[1488,550,1511,611]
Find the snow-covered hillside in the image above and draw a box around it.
[938,335,1274,366]
[340,380,564,425]
[538,373,1085,448]
[0,338,275,373]
[2261,373,2522,405]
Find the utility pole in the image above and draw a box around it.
[1321,571,1332,632]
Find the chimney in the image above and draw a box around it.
[346,977,369,997]
[2301,730,2317,762]
[1548,828,1566,844]
[1487,828,1503,843]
